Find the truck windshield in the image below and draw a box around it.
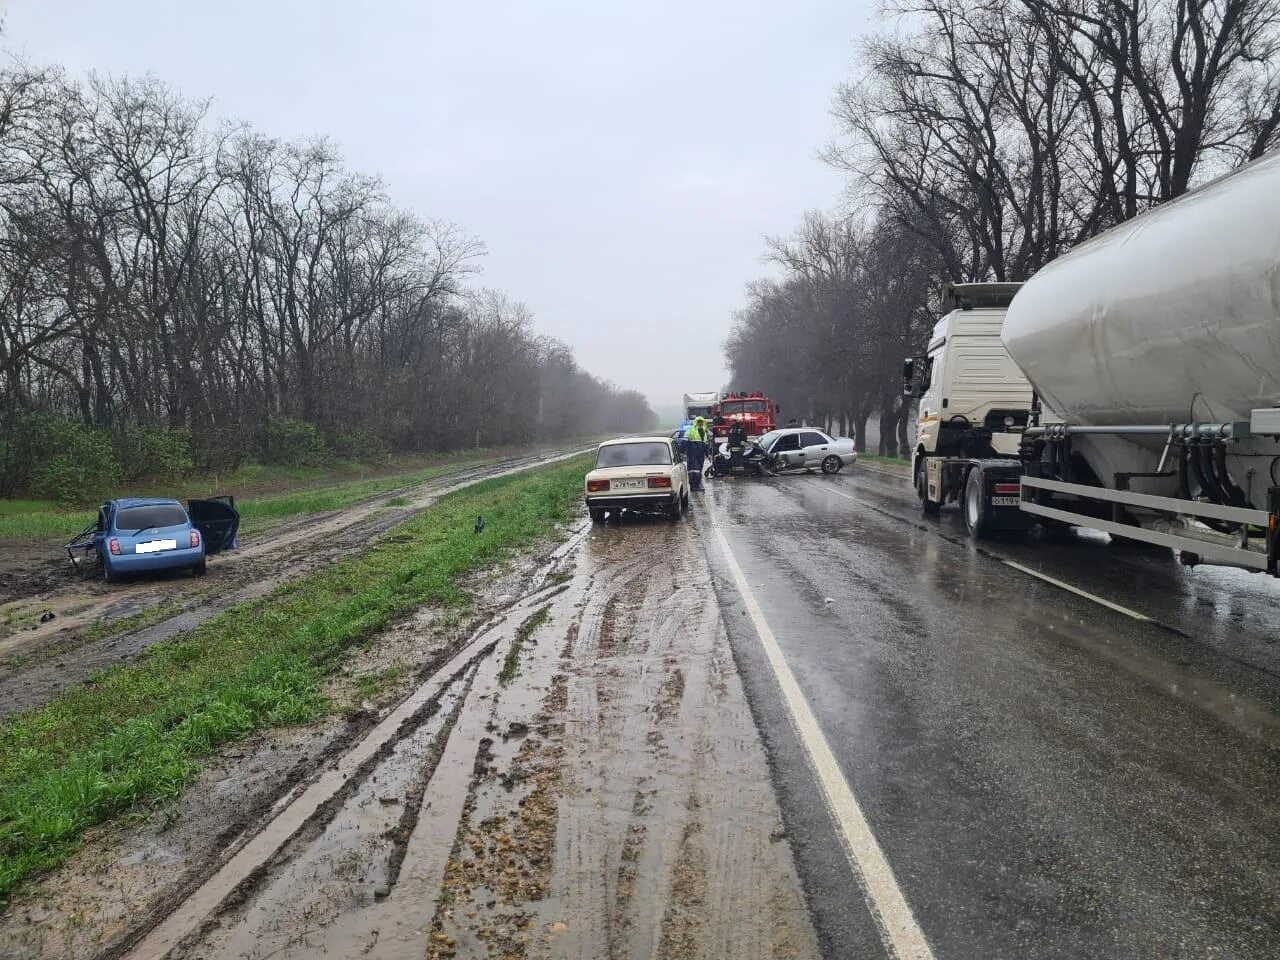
[115,504,189,531]
[722,400,766,414]
[597,443,672,467]
[687,406,714,419]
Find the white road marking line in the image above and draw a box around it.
[709,521,935,960]
[810,481,1151,623]
[998,558,1150,621]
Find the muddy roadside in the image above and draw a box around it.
[0,525,586,960]
[75,514,821,960]
[0,448,588,719]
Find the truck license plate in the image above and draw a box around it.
[613,480,645,490]
[991,496,1020,507]
[136,539,178,554]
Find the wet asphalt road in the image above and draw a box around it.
[693,465,1280,959]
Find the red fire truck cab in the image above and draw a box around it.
[712,392,778,440]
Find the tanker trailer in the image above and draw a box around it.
[917,150,1280,574]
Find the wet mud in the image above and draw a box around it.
[4,508,821,959]
[424,517,819,960]
[0,449,585,719]
[0,527,585,960]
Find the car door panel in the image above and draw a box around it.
[771,433,801,469]
[799,432,828,467]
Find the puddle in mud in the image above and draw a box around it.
[193,671,475,958]
[3,514,820,960]
[0,525,586,960]
[423,523,821,960]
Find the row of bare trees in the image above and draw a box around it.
[0,66,651,495]
[726,0,1280,455]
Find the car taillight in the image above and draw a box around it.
[587,479,609,492]
[994,482,1020,495]
[648,476,672,489]
[190,530,201,548]
[108,537,121,555]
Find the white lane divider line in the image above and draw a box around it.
[812,481,1150,623]
[998,558,1150,621]
[710,522,935,960]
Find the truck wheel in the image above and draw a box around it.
[821,455,842,474]
[964,468,994,539]
[916,461,940,515]
[589,507,606,524]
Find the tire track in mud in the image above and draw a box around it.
[78,515,816,960]
[0,448,589,719]
[422,518,820,960]
[115,530,589,960]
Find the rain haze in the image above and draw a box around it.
[3,0,874,412]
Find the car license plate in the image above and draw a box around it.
[613,479,645,490]
[991,496,1020,507]
[135,539,178,554]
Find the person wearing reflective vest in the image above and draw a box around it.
[683,417,711,491]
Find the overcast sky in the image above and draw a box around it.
[3,0,873,409]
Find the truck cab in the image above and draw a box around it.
[712,391,778,440]
[905,283,1033,512]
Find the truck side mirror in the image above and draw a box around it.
[903,358,919,398]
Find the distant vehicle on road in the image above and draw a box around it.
[681,391,720,424]
[758,428,857,474]
[585,438,689,522]
[68,496,240,582]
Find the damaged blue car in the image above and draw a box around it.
[66,496,240,583]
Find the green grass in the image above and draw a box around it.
[859,453,911,467]
[0,454,497,543]
[0,455,590,903]
[352,663,409,703]
[234,461,490,536]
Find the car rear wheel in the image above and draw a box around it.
[821,455,842,475]
[193,559,207,577]
[666,497,682,520]
[589,507,606,524]
[101,556,118,584]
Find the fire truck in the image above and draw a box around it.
[712,392,779,440]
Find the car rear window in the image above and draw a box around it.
[115,504,189,531]
[596,442,671,468]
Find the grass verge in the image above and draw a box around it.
[0,456,493,543]
[0,455,590,903]
[859,453,911,468]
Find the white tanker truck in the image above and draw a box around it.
[905,150,1280,575]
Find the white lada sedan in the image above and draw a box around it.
[585,437,690,522]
